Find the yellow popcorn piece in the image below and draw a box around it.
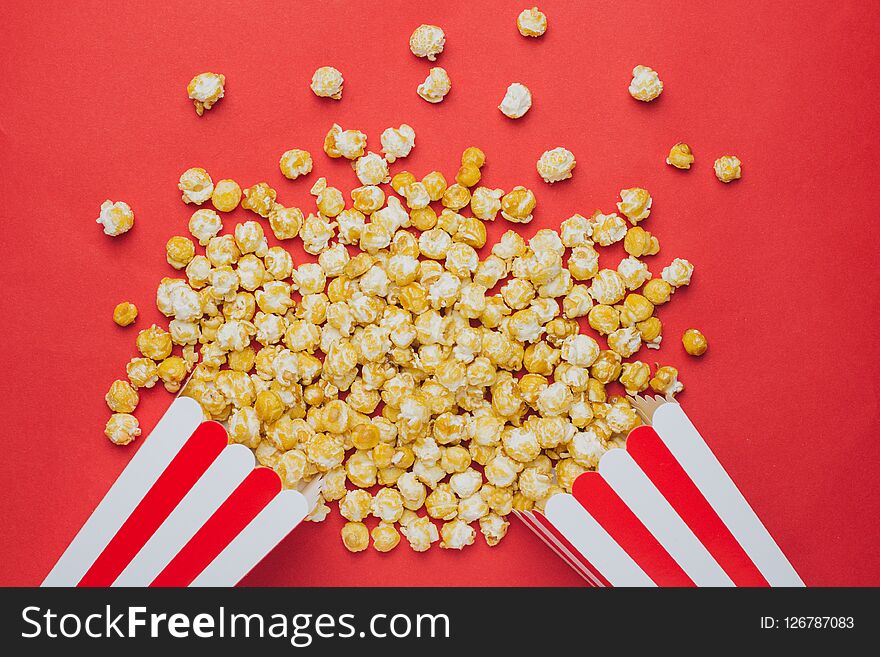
[279,149,313,180]
[187,72,225,116]
[113,302,138,327]
[241,182,277,218]
[417,67,451,103]
[714,155,742,182]
[667,142,695,169]
[211,179,242,212]
[517,7,548,37]
[310,66,343,99]
[500,186,536,223]
[380,124,415,163]
[629,65,663,102]
[341,522,369,552]
[536,147,576,183]
[96,200,134,236]
[178,167,214,205]
[661,257,694,288]
[499,82,532,118]
[682,328,708,356]
[650,365,684,395]
[105,379,139,414]
[617,187,652,224]
[104,413,141,446]
[409,24,445,61]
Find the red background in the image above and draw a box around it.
[1,0,878,586]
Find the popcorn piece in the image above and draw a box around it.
[650,365,684,395]
[682,328,708,356]
[591,213,627,247]
[417,67,451,103]
[279,149,313,180]
[104,413,141,446]
[354,152,390,186]
[500,186,536,223]
[211,179,242,212]
[617,256,652,290]
[341,522,369,552]
[517,7,548,37]
[661,258,694,288]
[96,200,134,236]
[188,209,222,246]
[714,155,742,183]
[498,82,532,119]
[310,66,343,99]
[409,24,446,61]
[380,124,415,163]
[178,168,214,205]
[187,72,225,116]
[629,65,663,102]
[480,513,509,546]
[113,302,138,327]
[371,523,401,552]
[624,226,660,257]
[241,182,277,218]
[617,187,652,224]
[440,519,476,549]
[667,142,694,169]
[166,236,195,269]
[105,379,139,413]
[324,124,367,160]
[401,516,440,552]
[536,147,576,183]
[620,361,651,395]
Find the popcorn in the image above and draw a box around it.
[178,167,214,205]
[439,519,476,549]
[409,24,446,61]
[279,149,313,180]
[310,66,343,99]
[714,155,742,182]
[380,124,415,163]
[682,328,708,356]
[113,302,138,327]
[591,212,627,246]
[417,67,451,103]
[661,258,694,288]
[617,187,652,224]
[211,179,242,212]
[629,65,663,102]
[355,152,390,186]
[650,365,684,395]
[96,200,134,236]
[536,147,576,183]
[624,226,660,257]
[371,523,401,552]
[187,72,225,116]
[104,413,141,446]
[517,7,548,37]
[667,142,695,169]
[188,209,222,246]
[500,186,536,223]
[166,236,195,269]
[341,522,369,552]
[105,380,139,413]
[401,516,440,552]
[498,82,532,118]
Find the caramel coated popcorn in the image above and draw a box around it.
[409,24,446,61]
[417,67,451,103]
[517,7,548,37]
[714,155,742,182]
[629,65,663,102]
[96,200,134,236]
[310,66,344,99]
[187,72,225,116]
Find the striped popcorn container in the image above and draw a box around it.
[43,397,320,587]
[515,397,804,587]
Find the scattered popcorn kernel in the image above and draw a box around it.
[310,66,344,99]
[126,357,158,388]
[279,149,313,180]
[661,258,694,288]
[637,316,663,349]
[381,124,416,163]
[372,522,401,552]
[440,519,476,549]
[157,356,189,393]
[682,328,708,356]
[617,187,652,224]
[105,379,139,414]
[589,269,626,305]
[401,516,440,552]
[643,278,672,305]
[441,183,470,211]
[240,182,276,218]
[650,365,684,395]
[620,361,651,394]
[137,324,173,361]
[324,124,367,160]
[187,72,225,116]
[105,413,141,446]
[607,326,642,358]
[409,24,446,61]
[499,82,532,118]
[591,212,627,247]
[624,226,660,257]
[268,206,304,240]
[341,522,369,552]
[500,186,536,223]
[714,155,742,183]
[629,65,663,102]
[667,142,694,169]
[517,7,548,37]
[165,236,195,269]
[417,67,451,103]
[617,256,652,290]
[537,147,576,183]
[96,200,134,236]
[178,167,214,205]
[113,302,138,327]
[461,147,486,168]
[456,164,481,188]
[479,513,509,546]
[211,179,242,212]
[188,209,222,246]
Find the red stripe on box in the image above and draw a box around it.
[572,473,695,587]
[526,511,609,587]
[78,421,227,587]
[150,467,281,587]
[626,426,769,587]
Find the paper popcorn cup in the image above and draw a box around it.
[43,397,319,587]
[516,400,804,587]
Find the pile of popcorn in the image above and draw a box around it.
[98,8,731,555]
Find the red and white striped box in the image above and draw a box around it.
[43,397,319,587]
[516,400,804,587]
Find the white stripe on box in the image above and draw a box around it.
[545,493,655,587]
[652,404,804,587]
[43,397,204,587]
[599,448,735,587]
[189,484,316,587]
[112,444,255,587]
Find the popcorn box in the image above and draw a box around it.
[43,397,319,587]
[516,399,804,587]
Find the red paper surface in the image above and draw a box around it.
[1,0,878,586]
